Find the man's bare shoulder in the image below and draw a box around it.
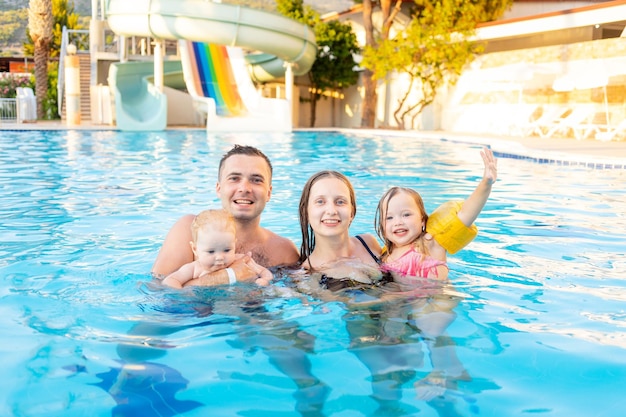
[264,229,298,250]
[262,228,299,266]
[176,214,196,228]
[152,214,197,277]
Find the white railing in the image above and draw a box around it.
[0,98,17,122]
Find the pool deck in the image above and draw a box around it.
[2,120,625,168]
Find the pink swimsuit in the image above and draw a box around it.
[381,247,447,279]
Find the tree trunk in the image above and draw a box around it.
[361,70,377,128]
[360,0,377,128]
[29,0,53,120]
[34,40,49,119]
[309,94,317,128]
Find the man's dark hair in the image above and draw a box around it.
[218,144,273,179]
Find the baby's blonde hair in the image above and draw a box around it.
[191,209,236,242]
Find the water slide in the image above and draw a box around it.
[180,41,248,118]
[105,0,317,131]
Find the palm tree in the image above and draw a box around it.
[28,0,53,119]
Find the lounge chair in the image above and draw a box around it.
[571,111,610,141]
[519,106,570,137]
[538,105,596,139]
[507,105,543,137]
[595,118,626,141]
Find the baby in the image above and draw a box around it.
[162,209,272,288]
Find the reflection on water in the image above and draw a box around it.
[1,130,625,416]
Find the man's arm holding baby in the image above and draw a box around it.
[182,254,271,287]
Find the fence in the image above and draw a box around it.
[0,98,17,122]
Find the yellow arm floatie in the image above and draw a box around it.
[426,201,478,254]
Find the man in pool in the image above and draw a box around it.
[151,145,299,284]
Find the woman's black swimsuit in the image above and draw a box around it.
[319,235,393,291]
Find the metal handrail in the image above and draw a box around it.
[57,28,90,117]
[57,27,68,117]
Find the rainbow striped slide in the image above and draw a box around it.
[184,41,247,117]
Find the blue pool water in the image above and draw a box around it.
[1,129,625,417]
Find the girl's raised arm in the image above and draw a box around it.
[457,148,497,227]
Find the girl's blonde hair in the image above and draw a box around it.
[375,187,429,260]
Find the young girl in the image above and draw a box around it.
[162,209,272,288]
[375,147,497,282]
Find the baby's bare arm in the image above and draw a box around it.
[162,262,197,288]
[183,256,263,287]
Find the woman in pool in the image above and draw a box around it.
[297,170,387,299]
[376,147,497,284]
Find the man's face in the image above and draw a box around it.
[216,155,272,222]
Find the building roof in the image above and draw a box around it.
[477,0,626,40]
[323,0,626,52]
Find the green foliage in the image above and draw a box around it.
[472,0,514,22]
[220,0,277,13]
[42,61,59,119]
[0,73,35,98]
[0,9,28,47]
[361,0,496,129]
[409,0,513,26]
[277,0,360,126]
[310,19,359,93]
[276,0,319,26]
[23,0,82,57]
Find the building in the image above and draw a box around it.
[314,0,625,139]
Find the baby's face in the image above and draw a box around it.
[193,228,236,272]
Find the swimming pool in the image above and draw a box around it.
[1,129,625,417]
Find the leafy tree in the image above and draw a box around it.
[28,0,52,119]
[360,0,512,129]
[24,0,82,58]
[306,20,360,127]
[276,0,313,21]
[360,0,404,128]
[277,0,360,127]
[357,0,513,128]
[24,0,81,119]
[0,9,28,47]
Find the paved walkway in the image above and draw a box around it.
[2,120,625,168]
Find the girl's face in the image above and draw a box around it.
[192,227,237,272]
[307,177,354,239]
[383,191,425,248]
